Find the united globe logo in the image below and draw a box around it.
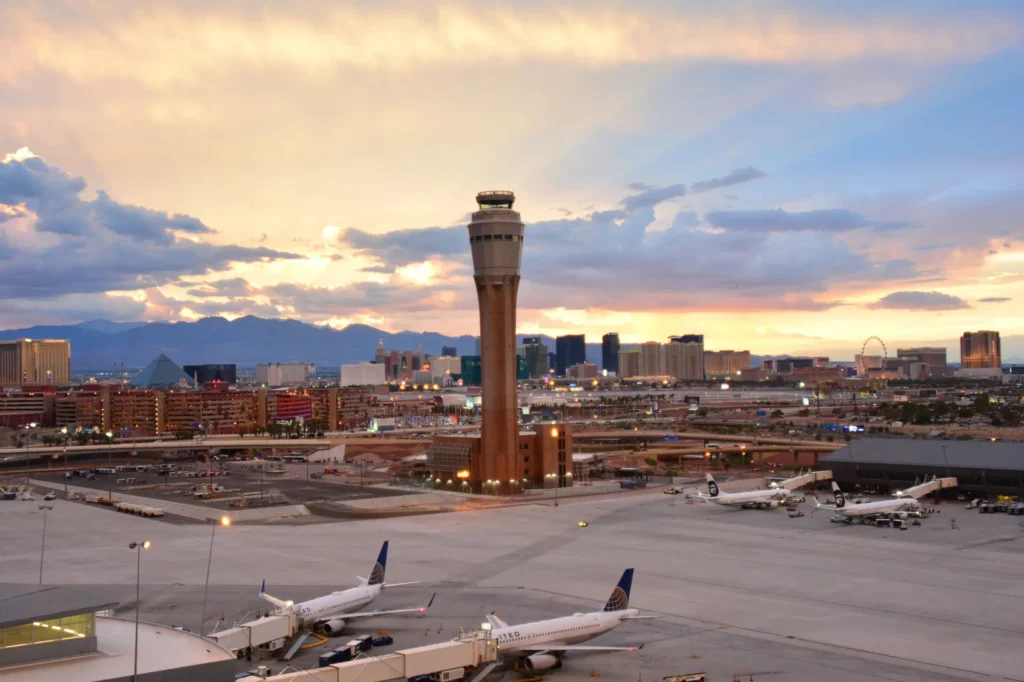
[604,586,628,612]
[368,562,385,585]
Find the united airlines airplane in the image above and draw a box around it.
[259,541,430,636]
[483,569,651,672]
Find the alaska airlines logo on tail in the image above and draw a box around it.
[833,490,846,508]
[708,481,720,497]
[603,586,629,612]
[368,562,385,586]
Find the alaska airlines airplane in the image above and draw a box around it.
[699,473,795,509]
[815,478,957,523]
[484,569,650,672]
[259,541,430,635]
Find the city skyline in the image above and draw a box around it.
[2,2,1024,357]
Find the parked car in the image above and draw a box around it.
[663,487,680,495]
[44,492,56,501]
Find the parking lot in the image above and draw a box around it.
[28,460,412,519]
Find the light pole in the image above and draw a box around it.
[38,504,53,584]
[61,426,70,498]
[199,515,231,635]
[106,431,114,497]
[129,540,151,682]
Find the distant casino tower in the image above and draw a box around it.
[468,191,524,494]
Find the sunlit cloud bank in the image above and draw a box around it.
[1,3,1019,86]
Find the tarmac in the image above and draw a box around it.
[2,483,1023,681]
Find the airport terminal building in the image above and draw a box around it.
[821,438,1024,499]
[0,585,235,682]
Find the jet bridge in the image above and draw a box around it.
[779,470,833,490]
[236,632,499,682]
[897,476,958,498]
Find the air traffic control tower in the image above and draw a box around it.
[468,191,524,494]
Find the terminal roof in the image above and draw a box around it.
[821,438,1024,471]
[0,585,119,628]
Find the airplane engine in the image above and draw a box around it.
[321,619,346,636]
[523,654,561,671]
[893,512,908,520]
[769,500,779,508]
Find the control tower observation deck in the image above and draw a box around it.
[468,191,524,278]
[467,191,524,494]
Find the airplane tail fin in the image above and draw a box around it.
[259,579,290,610]
[705,473,720,498]
[368,541,388,586]
[831,482,847,508]
[603,569,634,612]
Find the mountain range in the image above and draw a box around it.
[0,317,615,371]
[6,317,1018,372]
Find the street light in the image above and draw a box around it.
[199,516,231,635]
[105,431,114,498]
[128,540,151,682]
[38,504,53,584]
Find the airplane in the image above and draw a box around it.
[698,473,806,509]
[483,568,651,672]
[259,541,431,636]
[814,477,958,524]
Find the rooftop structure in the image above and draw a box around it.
[0,584,234,680]
[131,353,189,389]
[821,437,1024,496]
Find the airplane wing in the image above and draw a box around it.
[356,577,419,585]
[340,593,435,620]
[810,498,839,512]
[486,613,509,629]
[518,644,643,653]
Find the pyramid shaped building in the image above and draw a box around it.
[133,353,190,388]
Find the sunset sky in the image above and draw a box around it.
[2,1,1023,359]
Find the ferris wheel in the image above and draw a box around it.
[861,335,888,369]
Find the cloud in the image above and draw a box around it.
[868,291,969,311]
[185,278,256,298]
[0,5,1017,88]
[0,293,148,326]
[670,211,700,229]
[264,282,461,317]
[341,224,467,268]
[978,296,1011,303]
[690,166,766,193]
[705,208,909,233]
[0,151,301,299]
[620,183,686,211]
[334,184,920,313]
[92,190,211,244]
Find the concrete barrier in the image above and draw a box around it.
[30,479,309,522]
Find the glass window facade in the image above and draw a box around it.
[1,613,94,649]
